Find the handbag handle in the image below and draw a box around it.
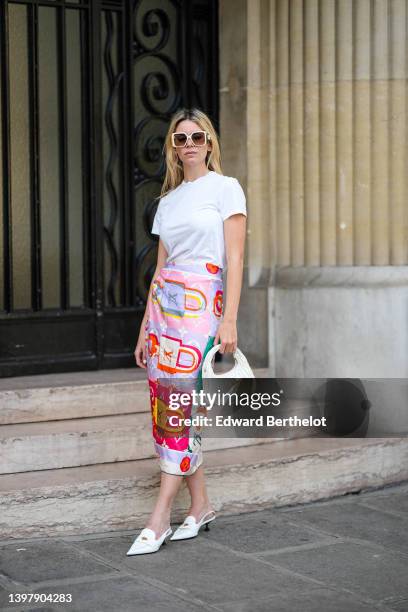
[202,343,255,379]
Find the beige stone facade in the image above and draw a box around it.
[220,0,408,374]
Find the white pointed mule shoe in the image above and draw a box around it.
[170,510,216,541]
[126,526,172,556]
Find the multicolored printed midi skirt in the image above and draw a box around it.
[145,260,224,476]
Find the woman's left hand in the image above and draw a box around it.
[214,318,237,354]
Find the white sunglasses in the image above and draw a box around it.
[171,130,211,148]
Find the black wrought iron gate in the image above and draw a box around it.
[0,0,219,377]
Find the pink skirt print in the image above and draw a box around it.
[145,260,224,476]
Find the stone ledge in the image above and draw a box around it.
[274,266,408,288]
[1,437,406,539]
[0,411,274,474]
[0,366,273,425]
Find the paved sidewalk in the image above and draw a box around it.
[0,482,407,612]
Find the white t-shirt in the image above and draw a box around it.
[151,170,247,270]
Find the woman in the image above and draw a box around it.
[127,108,247,556]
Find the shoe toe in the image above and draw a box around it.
[127,542,151,555]
[127,528,158,555]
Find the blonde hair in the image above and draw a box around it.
[157,108,223,200]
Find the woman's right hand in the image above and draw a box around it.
[134,322,148,369]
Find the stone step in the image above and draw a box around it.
[0,369,150,425]
[0,411,274,474]
[0,366,272,425]
[0,437,406,540]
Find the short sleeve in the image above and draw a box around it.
[218,177,247,221]
[151,200,162,235]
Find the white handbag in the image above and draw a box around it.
[201,344,256,422]
[202,343,255,379]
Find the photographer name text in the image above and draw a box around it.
[166,415,327,428]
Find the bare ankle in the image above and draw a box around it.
[145,508,171,533]
[187,499,214,519]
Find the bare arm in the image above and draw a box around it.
[214,213,247,354]
[134,239,168,368]
[141,238,168,327]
